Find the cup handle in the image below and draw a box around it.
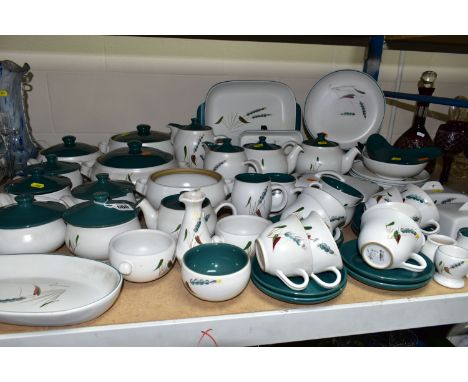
[211,235,224,244]
[420,220,440,235]
[98,141,109,154]
[118,261,133,275]
[314,171,345,182]
[332,227,341,241]
[243,159,263,174]
[214,201,237,216]
[275,269,309,291]
[80,160,94,178]
[135,177,148,195]
[400,253,427,272]
[270,184,289,213]
[310,266,342,289]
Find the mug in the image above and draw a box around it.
[302,212,343,289]
[266,173,303,215]
[213,215,271,258]
[358,210,427,272]
[231,173,287,218]
[401,184,440,234]
[421,234,457,262]
[433,245,468,289]
[255,214,314,290]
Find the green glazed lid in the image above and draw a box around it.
[25,154,80,176]
[173,118,211,131]
[71,173,134,200]
[209,138,243,153]
[5,168,72,195]
[111,124,170,143]
[97,140,173,169]
[304,132,338,147]
[243,136,280,151]
[41,135,99,157]
[161,193,210,211]
[0,194,65,229]
[63,192,139,228]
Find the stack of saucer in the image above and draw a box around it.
[341,240,435,291]
[350,160,430,189]
[251,257,347,304]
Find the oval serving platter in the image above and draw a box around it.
[0,254,122,326]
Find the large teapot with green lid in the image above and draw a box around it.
[167,118,226,169]
[295,133,360,174]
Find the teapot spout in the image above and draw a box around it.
[137,198,158,230]
[341,147,360,173]
[202,141,216,153]
[285,144,304,174]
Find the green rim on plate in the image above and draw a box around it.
[346,267,431,291]
[341,240,434,285]
[251,276,346,304]
[251,256,347,298]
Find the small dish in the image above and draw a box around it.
[362,150,428,180]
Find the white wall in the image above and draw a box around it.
[1,36,468,148]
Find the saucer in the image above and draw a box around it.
[346,267,431,291]
[340,240,434,285]
[251,257,347,298]
[251,274,346,304]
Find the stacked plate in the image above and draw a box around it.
[251,257,347,304]
[350,160,430,189]
[341,240,435,291]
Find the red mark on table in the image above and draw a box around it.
[197,328,218,347]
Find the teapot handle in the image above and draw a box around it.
[243,159,263,174]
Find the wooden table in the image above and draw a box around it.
[1,227,468,346]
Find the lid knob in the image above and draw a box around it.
[127,140,143,154]
[15,194,34,206]
[221,138,232,146]
[96,173,110,183]
[45,154,60,169]
[31,168,45,178]
[258,136,267,144]
[317,132,327,140]
[136,124,151,136]
[62,135,76,147]
[92,191,109,204]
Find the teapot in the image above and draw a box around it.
[167,118,225,168]
[202,138,262,181]
[243,136,303,174]
[294,133,360,174]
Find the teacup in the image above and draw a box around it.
[109,229,176,282]
[456,227,468,251]
[267,173,304,215]
[213,215,271,258]
[365,187,403,209]
[433,245,468,289]
[401,184,440,233]
[421,234,457,262]
[316,175,364,207]
[358,210,427,272]
[256,214,314,290]
[281,187,331,224]
[231,173,288,218]
[302,212,343,289]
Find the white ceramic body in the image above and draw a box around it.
[362,151,427,180]
[213,215,270,258]
[295,144,360,174]
[203,149,262,181]
[181,250,251,302]
[0,219,66,255]
[316,175,363,207]
[421,234,457,262]
[401,184,440,231]
[99,139,174,156]
[230,175,287,218]
[256,215,314,290]
[135,168,229,209]
[365,187,403,209]
[109,229,176,283]
[170,128,221,168]
[358,213,426,272]
[244,143,303,174]
[437,203,468,238]
[302,212,343,288]
[62,169,83,188]
[80,158,176,185]
[37,150,101,166]
[65,218,142,261]
[456,229,468,250]
[434,245,468,289]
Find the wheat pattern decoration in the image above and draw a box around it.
[214,106,271,131]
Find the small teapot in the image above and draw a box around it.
[202,138,262,181]
[167,118,225,169]
[295,133,360,174]
[243,136,303,174]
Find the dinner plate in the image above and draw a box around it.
[350,160,430,186]
[340,240,434,285]
[304,70,385,149]
[204,81,298,145]
[251,256,347,298]
[0,254,122,326]
[346,267,431,291]
[251,274,346,304]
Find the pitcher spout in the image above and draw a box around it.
[341,147,360,173]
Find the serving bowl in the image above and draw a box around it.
[181,243,251,301]
[362,149,427,180]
